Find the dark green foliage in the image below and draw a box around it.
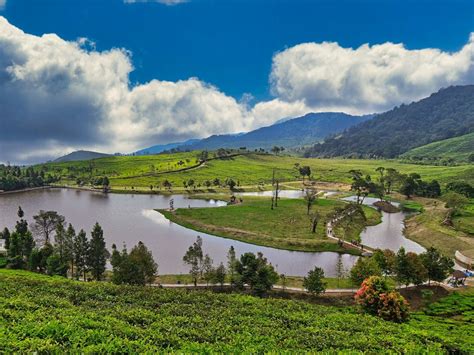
[420,247,454,284]
[74,230,89,280]
[306,86,474,158]
[350,257,382,285]
[303,266,327,294]
[111,242,158,286]
[0,165,56,191]
[183,236,204,286]
[235,252,279,296]
[87,223,108,281]
[446,181,474,198]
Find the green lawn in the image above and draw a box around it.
[1,269,473,353]
[159,196,380,253]
[38,153,474,191]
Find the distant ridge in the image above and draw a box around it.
[137,112,373,154]
[305,85,474,158]
[135,139,200,155]
[54,150,111,163]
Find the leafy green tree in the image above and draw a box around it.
[64,224,76,277]
[335,255,346,288]
[445,181,474,198]
[394,248,427,287]
[111,242,157,286]
[350,257,382,285]
[46,253,68,276]
[442,191,468,212]
[420,247,454,284]
[372,249,396,277]
[406,252,428,286]
[87,223,108,281]
[303,266,327,295]
[202,254,214,285]
[227,245,238,286]
[299,166,311,182]
[32,210,65,244]
[212,262,226,287]
[235,252,278,296]
[349,170,371,204]
[183,236,204,286]
[74,229,89,281]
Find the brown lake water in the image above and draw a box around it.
[0,188,358,276]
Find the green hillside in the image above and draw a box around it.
[306,85,474,158]
[402,132,474,164]
[38,152,474,190]
[1,269,473,352]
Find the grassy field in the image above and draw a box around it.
[159,196,380,253]
[404,196,474,258]
[1,269,473,353]
[401,132,474,164]
[39,153,474,191]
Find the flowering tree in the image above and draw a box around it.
[355,276,409,323]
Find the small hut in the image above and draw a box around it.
[451,270,468,286]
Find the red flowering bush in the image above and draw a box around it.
[355,276,409,323]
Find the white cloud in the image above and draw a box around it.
[270,38,474,113]
[124,0,188,5]
[1,15,474,164]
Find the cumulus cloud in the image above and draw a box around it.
[1,16,474,164]
[0,17,252,163]
[270,38,474,113]
[124,0,188,5]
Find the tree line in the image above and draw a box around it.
[0,165,58,192]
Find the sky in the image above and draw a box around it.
[0,0,473,164]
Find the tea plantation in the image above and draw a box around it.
[1,270,473,353]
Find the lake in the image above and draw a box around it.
[0,188,358,277]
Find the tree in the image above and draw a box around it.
[406,252,428,286]
[46,253,68,276]
[309,212,320,233]
[349,170,371,205]
[442,191,468,212]
[350,257,382,285]
[399,174,419,199]
[102,176,110,193]
[420,247,454,284]
[304,188,317,215]
[235,252,279,296]
[213,262,226,287]
[372,249,396,277]
[299,166,311,182]
[32,210,65,245]
[271,146,280,155]
[128,241,158,285]
[335,255,346,288]
[394,248,427,287]
[87,223,108,281]
[183,236,204,286]
[227,245,238,286]
[202,254,214,285]
[225,178,236,190]
[355,276,409,323]
[445,181,474,198]
[64,224,76,277]
[384,168,401,194]
[303,266,327,295]
[74,229,89,281]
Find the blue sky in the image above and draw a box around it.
[3,0,473,101]
[0,0,473,163]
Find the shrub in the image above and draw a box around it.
[355,276,409,323]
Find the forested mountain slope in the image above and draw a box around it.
[305,86,474,158]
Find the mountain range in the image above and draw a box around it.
[136,112,373,154]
